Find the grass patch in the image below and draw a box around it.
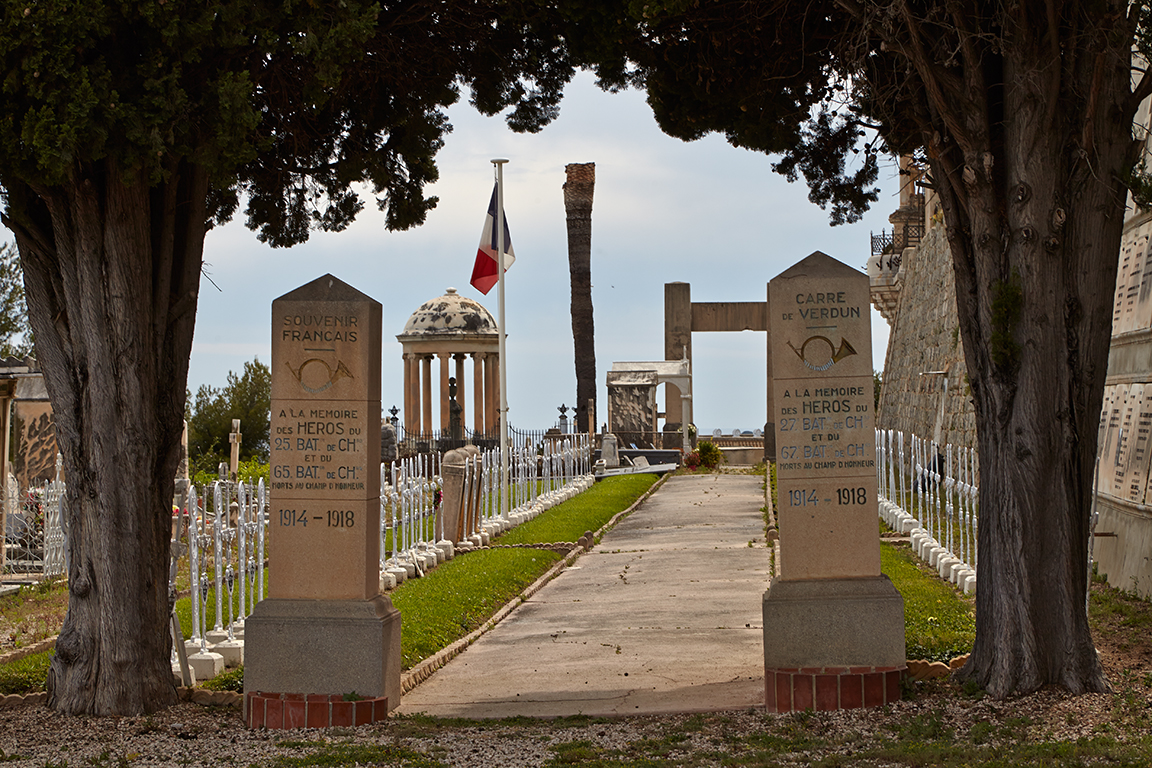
[851,736,1152,767]
[390,548,563,669]
[0,578,68,648]
[0,649,51,694]
[768,462,777,511]
[496,474,658,545]
[882,542,975,662]
[265,742,447,767]
[1090,575,1152,634]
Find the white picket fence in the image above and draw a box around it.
[174,435,595,643]
[4,434,595,678]
[875,429,979,594]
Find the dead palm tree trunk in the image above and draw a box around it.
[563,163,596,434]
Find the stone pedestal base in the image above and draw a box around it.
[763,576,905,712]
[242,596,401,726]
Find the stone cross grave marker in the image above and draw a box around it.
[229,419,241,479]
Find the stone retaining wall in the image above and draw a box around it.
[876,225,976,450]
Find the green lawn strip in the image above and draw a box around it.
[390,547,563,670]
[0,650,51,694]
[881,541,975,662]
[494,474,659,545]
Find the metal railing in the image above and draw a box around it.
[180,479,268,655]
[397,425,573,457]
[871,217,925,261]
[3,455,66,577]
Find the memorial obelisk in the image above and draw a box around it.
[244,274,400,728]
[764,251,905,712]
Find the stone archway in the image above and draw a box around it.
[663,282,774,459]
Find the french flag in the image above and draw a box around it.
[470,184,515,295]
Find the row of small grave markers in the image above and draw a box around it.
[875,429,979,594]
[172,434,594,681]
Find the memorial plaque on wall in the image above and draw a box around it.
[769,252,879,580]
[269,275,382,600]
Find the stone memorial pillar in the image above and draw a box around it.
[764,251,905,713]
[244,274,399,729]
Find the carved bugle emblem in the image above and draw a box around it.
[287,359,353,393]
[786,337,857,372]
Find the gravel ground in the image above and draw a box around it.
[2,536,1151,765]
[0,677,1144,767]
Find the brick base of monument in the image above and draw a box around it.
[765,665,904,713]
[246,692,390,729]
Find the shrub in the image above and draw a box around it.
[696,440,723,469]
[683,451,702,469]
[201,665,244,692]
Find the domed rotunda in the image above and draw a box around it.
[396,288,500,436]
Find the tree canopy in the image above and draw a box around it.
[558,0,883,224]
[0,243,32,358]
[1,0,572,242]
[186,357,270,479]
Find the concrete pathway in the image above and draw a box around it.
[394,473,770,718]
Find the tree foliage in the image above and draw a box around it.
[187,358,270,478]
[559,0,882,224]
[0,243,32,358]
[0,0,572,241]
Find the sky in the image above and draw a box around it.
[7,72,900,434]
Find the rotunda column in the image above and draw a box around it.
[421,355,433,435]
[403,353,417,434]
[473,353,486,434]
[484,353,499,434]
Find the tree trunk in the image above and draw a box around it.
[564,163,596,432]
[897,9,1138,696]
[2,158,206,714]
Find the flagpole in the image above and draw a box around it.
[493,158,510,520]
